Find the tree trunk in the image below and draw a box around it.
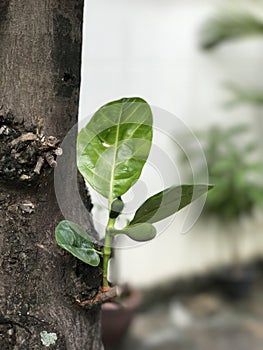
[0,1,102,349]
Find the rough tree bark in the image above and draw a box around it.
[0,1,102,349]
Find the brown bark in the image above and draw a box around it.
[0,1,102,349]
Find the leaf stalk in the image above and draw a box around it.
[102,217,115,289]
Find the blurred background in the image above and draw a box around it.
[79,0,263,349]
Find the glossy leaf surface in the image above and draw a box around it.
[112,223,157,242]
[77,97,153,201]
[55,220,100,266]
[131,184,213,224]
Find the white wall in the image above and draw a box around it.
[80,0,263,287]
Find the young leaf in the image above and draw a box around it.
[130,184,213,224]
[110,197,124,219]
[55,220,100,266]
[112,223,157,242]
[77,97,153,202]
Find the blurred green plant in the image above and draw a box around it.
[225,83,263,107]
[181,124,263,221]
[199,4,263,273]
[200,4,263,107]
[200,7,263,50]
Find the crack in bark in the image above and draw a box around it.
[0,0,9,22]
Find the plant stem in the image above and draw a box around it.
[102,217,115,290]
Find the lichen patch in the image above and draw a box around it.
[40,331,58,347]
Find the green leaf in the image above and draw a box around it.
[77,97,153,202]
[112,223,157,242]
[131,184,213,224]
[55,220,100,266]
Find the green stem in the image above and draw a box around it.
[103,217,115,289]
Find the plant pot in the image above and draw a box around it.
[101,288,142,349]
